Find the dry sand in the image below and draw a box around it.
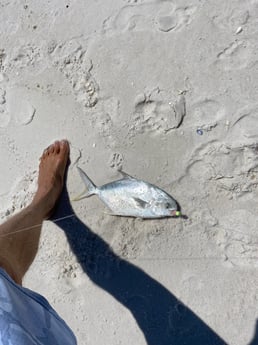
[1,0,258,344]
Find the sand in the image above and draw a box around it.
[1,0,258,344]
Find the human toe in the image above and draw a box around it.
[60,140,70,154]
[53,141,61,154]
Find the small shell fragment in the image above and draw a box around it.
[236,26,243,34]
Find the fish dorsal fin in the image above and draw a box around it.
[118,170,136,180]
[133,197,149,209]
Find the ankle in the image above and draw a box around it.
[29,196,52,220]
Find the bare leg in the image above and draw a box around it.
[0,140,69,285]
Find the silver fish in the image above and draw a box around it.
[74,167,181,219]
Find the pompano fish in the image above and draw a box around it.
[74,167,181,219]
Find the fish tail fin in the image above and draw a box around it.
[72,166,97,201]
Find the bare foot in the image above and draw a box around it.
[32,140,70,219]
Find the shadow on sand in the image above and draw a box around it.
[249,320,258,345]
[52,185,227,345]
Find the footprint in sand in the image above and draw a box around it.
[0,108,10,128]
[0,64,10,127]
[227,104,258,146]
[6,87,36,126]
[212,3,250,32]
[123,0,142,3]
[155,15,177,32]
[216,40,253,71]
[4,44,43,75]
[0,87,10,128]
[103,2,197,33]
[152,5,196,33]
[215,209,258,267]
[186,141,258,199]
[128,91,185,136]
[186,98,225,132]
[0,88,6,105]
[0,49,6,70]
[212,1,258,35]
[88,96,120,144]
[50,39,99,108]
[0,171,37,220]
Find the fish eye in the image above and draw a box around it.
[165,203,170,209]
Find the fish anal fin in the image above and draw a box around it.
[103,211,116,216]
[133,197,149,209]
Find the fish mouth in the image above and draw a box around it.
[171,210,181,217]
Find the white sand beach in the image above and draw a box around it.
[1,0,258,344]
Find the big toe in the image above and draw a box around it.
[60,140,69,154]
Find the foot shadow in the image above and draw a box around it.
[249,320,258,345]
[51,185,227,345]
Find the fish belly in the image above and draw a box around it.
[99,193,146,217]
[98,180,158,218]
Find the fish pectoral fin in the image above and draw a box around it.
[133,197,149,209]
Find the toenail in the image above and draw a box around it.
[60,140,67,147]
